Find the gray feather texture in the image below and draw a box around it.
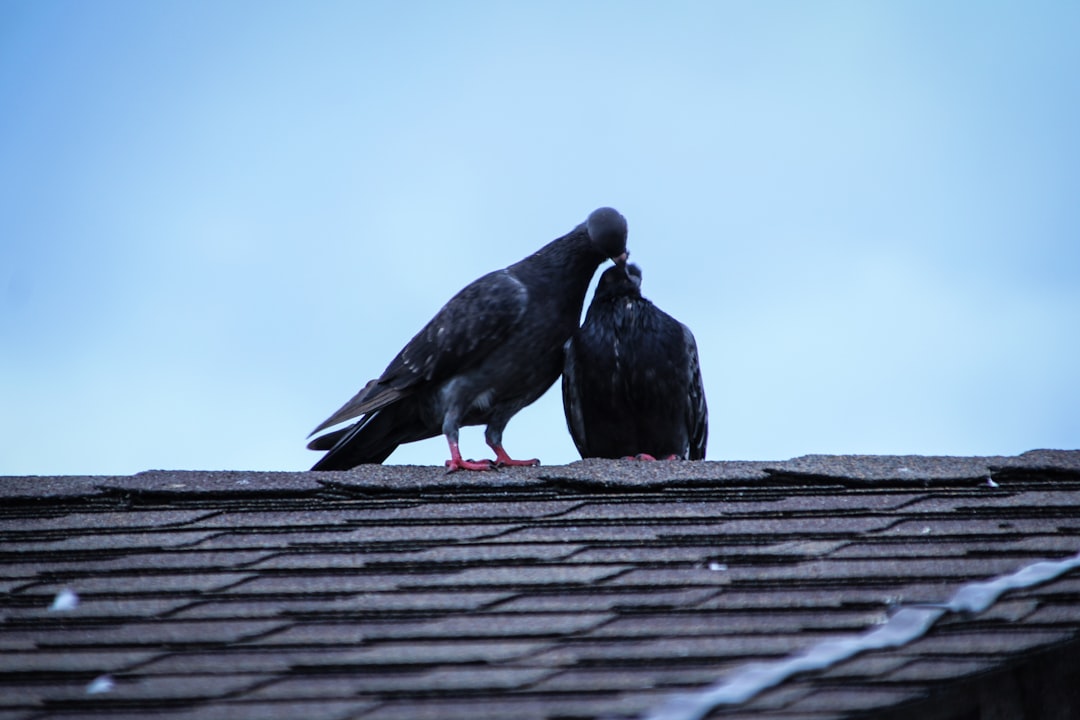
[309,207,629,471]
[562,262,708,460]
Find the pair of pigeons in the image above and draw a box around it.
[307,207,707,471]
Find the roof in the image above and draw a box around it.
[2,450,1080,720]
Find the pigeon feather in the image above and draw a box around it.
[562,262,708,460]
[309,207,629,471]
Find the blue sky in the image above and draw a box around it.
[2,1,1078,475]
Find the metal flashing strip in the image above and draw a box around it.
[645,550,1080,720]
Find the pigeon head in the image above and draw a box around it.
[594,261,643,301]
[585,207,629,264]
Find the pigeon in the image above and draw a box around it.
[562,262,708,460]
[308,207,630,471]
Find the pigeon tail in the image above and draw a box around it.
[310,400,434,470]
[309,380,407,438]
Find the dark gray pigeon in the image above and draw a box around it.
[562,262,708,460]
[308,207,629,471]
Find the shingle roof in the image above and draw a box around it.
[2,450,1079,719]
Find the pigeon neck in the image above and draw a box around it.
[517,228,603,274]
[594,284,641,303]
[512,229,606,313]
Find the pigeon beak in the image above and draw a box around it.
[612,251,628,266]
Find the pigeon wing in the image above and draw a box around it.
[561,336,589,458]
[682,323,709,460]
[310,270,529,436]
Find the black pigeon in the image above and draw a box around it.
[308,207,630,471]
[562,262,708,460]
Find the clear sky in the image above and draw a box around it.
[2,1,1078,476]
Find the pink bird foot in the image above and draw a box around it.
[492,445,540,467]
[445,440,496,472]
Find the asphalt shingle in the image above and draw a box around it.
[2,451,1079,720]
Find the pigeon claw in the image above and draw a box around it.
[621,453,682,462]
[491,446,540,467]
[495,457,540,468]
[445,439,496,472]
[445,457,496,472]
